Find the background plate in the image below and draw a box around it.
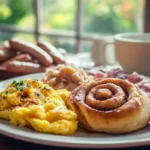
[0,73,150,148]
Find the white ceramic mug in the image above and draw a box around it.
[91,33,150,76]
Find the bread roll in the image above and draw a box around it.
[67,78,150,134]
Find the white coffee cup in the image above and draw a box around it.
[91,33,150,76]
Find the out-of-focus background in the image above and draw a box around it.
[0,0,147,53]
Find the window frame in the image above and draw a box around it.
[0,0,148,53]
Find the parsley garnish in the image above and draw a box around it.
[19,87,24,91]
[19,81,24,85]
[36,93,40,96]
[5,91,10,94]
[27,84,31,88]
[43,86,47,90]
[12,80,17,84]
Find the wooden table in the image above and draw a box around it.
[0,134,150,150]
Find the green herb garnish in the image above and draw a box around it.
[16,86,19,90]
[12,80,17,84]
[19,81,24,85]
[5,91,10,94]
[27,85,30,87]
[19,87,24,91]
[36,93,40,96]
[43,86,47,90]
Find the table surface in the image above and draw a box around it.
[0,134,150,150]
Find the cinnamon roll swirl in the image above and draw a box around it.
[67,78,150,134]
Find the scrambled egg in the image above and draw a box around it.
[0,79,77,135]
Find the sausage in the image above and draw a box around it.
[37,41,65,64]
[0,49,15,63]
[0,50,7,62]
[0,66,23,79]
[16,51,37,62]
[9,39,53,67]
[3,41,10,50]
[3,40,23,56]
[1,54,34,67]
[5,61,46,74]
[58,48,67,56]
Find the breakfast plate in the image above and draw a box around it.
[0,73,150,148]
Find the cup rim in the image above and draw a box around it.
[114,32,150,43]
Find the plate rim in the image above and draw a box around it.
[0,124,150,148]
[0,73,150,148]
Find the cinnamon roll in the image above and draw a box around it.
[67,78,150,134]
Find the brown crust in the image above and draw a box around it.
[67,78,150,134]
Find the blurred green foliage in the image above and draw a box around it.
[0,0,33,25]
[0,0,141,32]
[41,0,75,30]
[0,0,143,52]
[84,0,141,33]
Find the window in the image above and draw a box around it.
[0,0,147,53]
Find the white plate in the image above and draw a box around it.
[0,73,150,148]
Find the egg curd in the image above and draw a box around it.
[0,79,77,135]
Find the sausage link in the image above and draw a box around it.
[0,66,24,79]
[0,49,15,63]
[5,61,46,74]
[37,41,65,64]
[9,39,53,66]
[1,54,34,67]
